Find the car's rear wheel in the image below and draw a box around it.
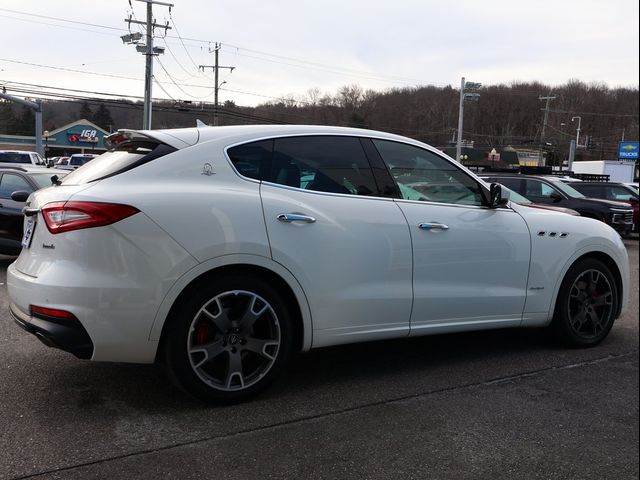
[163,274,293,403]
[549,258,618,347]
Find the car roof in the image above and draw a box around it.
[121,124,435,150]
[567,181,627,186]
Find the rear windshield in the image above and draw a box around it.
[0,152,31,164]
[61,141,176,185]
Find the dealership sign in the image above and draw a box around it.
[618,141,639,161]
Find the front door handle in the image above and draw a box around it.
[277,213,316,223]
[418,222,449,231]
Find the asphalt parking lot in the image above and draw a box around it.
[0,239,637,480]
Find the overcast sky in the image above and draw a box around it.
[0,0,638,107]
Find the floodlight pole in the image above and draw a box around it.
[455,77,465,163]
[455,77,481,163]
[142,1,153,130]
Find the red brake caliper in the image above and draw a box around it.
[194,321,210,346]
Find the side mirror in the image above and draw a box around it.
[550,191,563,203]
[11,190,30,202]
[489,183,509,208]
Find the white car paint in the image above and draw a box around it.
[6,125,630,365]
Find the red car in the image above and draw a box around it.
[567,181,639,233]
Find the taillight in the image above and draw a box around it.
[41,201,139,234]
[30,305,77,320]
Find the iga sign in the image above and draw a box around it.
[68,129,99,143]
[618,141,639,160]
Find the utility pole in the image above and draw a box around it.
[199,43,235,126]
[455,77,481,163]
[123,0,173,130]
[538,95,556,166]
[0,90,43,155]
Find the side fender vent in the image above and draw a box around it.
[538,231,569,238]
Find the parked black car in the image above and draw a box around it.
[566,181,639,233]
[480,174,634,236]
[0,166,68,255]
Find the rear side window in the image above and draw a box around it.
[573,184,603,198]
[228,136,380,196]
[492,177,523,192]
[61,141,176,185]
[269,136,378,196]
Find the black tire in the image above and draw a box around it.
[548,258,618,347]
[163,273,293,403]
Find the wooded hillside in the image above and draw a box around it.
[1,79,637,162]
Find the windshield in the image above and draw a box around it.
[549,179,585,198]
[501,186,532,205]
[0,152,31,164]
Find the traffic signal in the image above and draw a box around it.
[587,136,594,151]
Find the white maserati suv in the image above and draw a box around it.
[7,125,629,403]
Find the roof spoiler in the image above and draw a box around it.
[104,130,158,150]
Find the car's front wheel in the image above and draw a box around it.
[163,274,293,403]
[549,258,619,347]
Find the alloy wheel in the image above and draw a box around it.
[567,269,614,339]
[187,290,281,391]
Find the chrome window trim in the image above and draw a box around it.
[223,132,491,204]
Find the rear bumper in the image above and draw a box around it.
[10,303,94,359]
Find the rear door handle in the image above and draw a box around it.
[277,213,316,223]
[418,222,449,231]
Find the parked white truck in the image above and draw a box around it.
[572,160,636,183]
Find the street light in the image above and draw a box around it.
[43,130,49,162]
[456,77,481,163]
[571,116,582,146]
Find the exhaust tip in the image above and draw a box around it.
[34,332,58,349]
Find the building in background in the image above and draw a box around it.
[0,119,108,157]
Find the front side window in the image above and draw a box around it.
[268,136,379,196]
[0,174,32,198]
[372,139,484,206]
[525,179,558,198]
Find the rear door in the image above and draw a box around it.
[252,136,413,348]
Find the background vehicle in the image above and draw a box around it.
[0,150,46,167]
[57,153,96,171]
[481,174,634,236]
[0,166,68,255]
[499,185,580,216]
[571,160,635,183]
[567,181,639,233]
[7,125,629,403]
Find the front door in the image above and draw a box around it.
[371,139,531,332]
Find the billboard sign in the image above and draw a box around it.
[618,141,639,161]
